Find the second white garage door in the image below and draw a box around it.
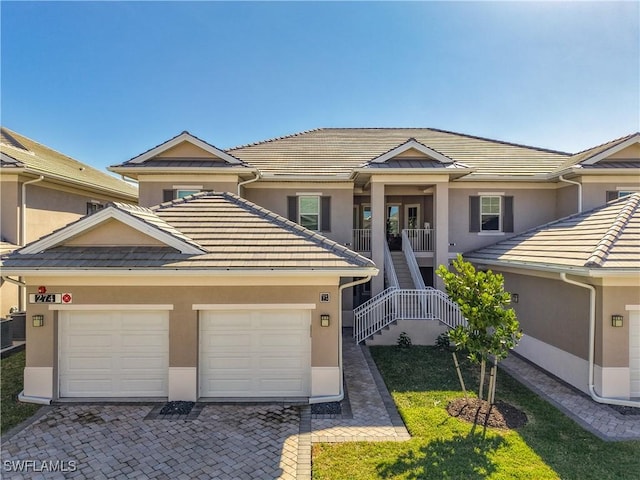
[199,309,311,398]
[59,310,169,398]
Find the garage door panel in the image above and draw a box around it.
[59,311,168,398]
[200,309,311,397]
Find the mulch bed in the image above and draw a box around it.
[447,397,528,429]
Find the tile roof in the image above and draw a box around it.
[228,128,571,177]
[558,133,639,169]
[0,127,137,199]
[2,192,376,272]
[465,193,640,272]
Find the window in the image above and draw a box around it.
[469,195,514,233]
[176,189,199,199]
[362,205,372,229]
[480,196,501,231]
[298,196,320,230]
[86,202,104,214]
[288,195,331,231]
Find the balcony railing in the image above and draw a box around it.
[351,228,434,252]
[404,228,434,252]
[352,229,371,252]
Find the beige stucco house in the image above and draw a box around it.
[2,127,638,404]
[1,127,138,315]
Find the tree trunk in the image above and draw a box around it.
[452,352,469,403]
[488,357,498,404]
[479,358,486,401]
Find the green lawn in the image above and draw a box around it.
[1,351,41,433]
[313,346,640,480]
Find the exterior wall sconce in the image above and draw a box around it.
[32,314,45,327]
[512,293,519,304]
[611,314,624,327]
[320,314,330,327]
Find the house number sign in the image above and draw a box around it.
[29,293,73,304]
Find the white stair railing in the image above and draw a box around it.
[383,241,399,289]
[401,230,426,290]
[353,287,468,343]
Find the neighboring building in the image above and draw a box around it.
[2,127,638,404]
[0,127,138,315]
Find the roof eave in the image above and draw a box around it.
[1,267,380,277]
[463,257,639,277]
[4,167,138,201]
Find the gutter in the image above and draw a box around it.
[309,275,372,404]
[559,175,583,212]
[16,175,44,310]
[560,273,639,407]
[237,170,261,196]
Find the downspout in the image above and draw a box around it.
[237,171,261,197]
[309,275,372,404]
[559,175,583,213]
[560,273,639,407]
[18,175,44,310]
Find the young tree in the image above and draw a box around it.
[436,254,522,404]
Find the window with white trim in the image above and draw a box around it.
[298,196,320,231]
[480,196,501,231]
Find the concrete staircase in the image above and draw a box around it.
[390,251,415,289]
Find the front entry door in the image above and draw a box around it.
[387,205,401,250]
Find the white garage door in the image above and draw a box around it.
[199,309,311,397]
[59,310,169,397]
[631,311,640,398]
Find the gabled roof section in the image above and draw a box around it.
[465,193,640,272]
[0,127,137,199]
[118,131,245,166]
[19,203,205,255]
[558,132,640,169]
[3,192,377,273]
[367,138,455,165]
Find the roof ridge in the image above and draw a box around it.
[219,191,375,268]
[585,193,640,267]
[226,128,323,151]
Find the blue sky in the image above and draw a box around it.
[2,1,638,172]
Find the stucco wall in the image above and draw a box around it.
[600,286,639,367]
[500,272,591,360]
[244,185,354,245]
[1,177,19,245]
[138,178,238,207]
[449,187,558,253]
[24,283,340,370]
[556,183,579,218]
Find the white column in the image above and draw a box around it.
[434,182,449,290]
[371,180,386,295]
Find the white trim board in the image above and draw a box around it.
[50,304,174,311]
[193,303,316,310]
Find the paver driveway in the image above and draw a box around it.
[1,404,301,480]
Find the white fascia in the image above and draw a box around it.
[127,132,243,165]
[369,139,454,164]
[581,134,640,165]
[19,206,204,255]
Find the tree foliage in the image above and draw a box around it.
[436,254,522,402]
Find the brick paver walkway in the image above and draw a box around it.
[1,404,301,480]
[501,354,640,441]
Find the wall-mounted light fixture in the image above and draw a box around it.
[512,293,519,304]
[320,314,330,327]
[611,314,624,327]
[32,314,44,327]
